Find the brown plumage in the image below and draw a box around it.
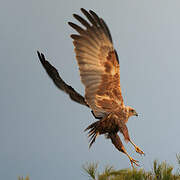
[37,8,144,168]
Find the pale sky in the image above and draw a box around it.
[0,0,180,180]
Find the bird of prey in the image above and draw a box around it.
[37,8,144,167]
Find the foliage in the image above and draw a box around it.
[83,162,98,180]
[83,157,180,180]
[18,155,180,180]
[177,153,180,175]
[18,176,29,180]
[153,160,177,180]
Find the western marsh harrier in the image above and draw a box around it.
[37,8,144,167]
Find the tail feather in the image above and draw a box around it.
[88,130,95,137]
[84,121,99,148]
[84,122,97,131]
[89,134,97,148]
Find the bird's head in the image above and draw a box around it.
[125,106,138,118]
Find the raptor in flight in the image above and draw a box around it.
[37,8,144,167]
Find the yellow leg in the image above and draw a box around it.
[109,133,140,168]
[130,140,145,155]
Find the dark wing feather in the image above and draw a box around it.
[37,51,88,107]
[99,18,113,43]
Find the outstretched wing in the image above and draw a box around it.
[69,8,124,118]
[37,51,88,107]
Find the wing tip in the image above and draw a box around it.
[80,7,85,11]
[37,50,44,63]
[80,8,89,15]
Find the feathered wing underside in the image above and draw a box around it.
[69,8,124,118]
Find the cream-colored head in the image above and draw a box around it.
[125,106,138,118]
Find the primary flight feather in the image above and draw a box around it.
[37,8,144,167]
[69,9,123,119]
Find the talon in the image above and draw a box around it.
[130,140,145,156]
[135,146,145,155]
[129,157,139,168]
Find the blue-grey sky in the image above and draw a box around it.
[1,0,180,179]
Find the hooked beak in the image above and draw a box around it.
[135,112,138,117]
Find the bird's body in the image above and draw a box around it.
[85,111,130,147]
[37,8,144,167]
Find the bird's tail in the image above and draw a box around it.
[84,121,100,148]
